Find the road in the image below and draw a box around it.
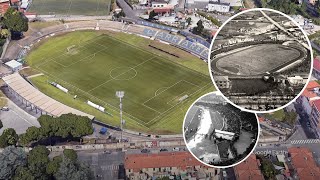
[116,0,137,19]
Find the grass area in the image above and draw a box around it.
[264,109,285,121]
[27,30,213,134]
[28,0,111,16]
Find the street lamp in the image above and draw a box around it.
[116,91,124,142]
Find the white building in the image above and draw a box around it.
[206,1,230,13]
[214,76,230,89]
[5,60,22,72]
[287,76,304,86]
[215,129,235,140]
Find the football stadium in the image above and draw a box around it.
[213,44,305,76]
[24,23,213,134]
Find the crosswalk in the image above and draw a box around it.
[290,139,320,144]
[101,165,119,171]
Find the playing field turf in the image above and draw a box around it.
[28,0,111,16]
[27,31,213,134]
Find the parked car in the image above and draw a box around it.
[141,149,150,153]
[1,107,9,111]
[160,148,168,152]
[172,147,179,151]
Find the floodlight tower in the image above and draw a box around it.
[116,91,124,142]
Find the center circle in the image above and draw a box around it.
[109,67,137,80]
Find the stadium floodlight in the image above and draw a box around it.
[116,91,125,142]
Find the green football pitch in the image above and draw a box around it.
[27,31,213,134]
[28,0,111,16]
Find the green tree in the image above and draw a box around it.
[149,10,157,20]
[193,20,204,35]
[186,17,192,25]
[0,146,27,179]
[0,128,18,148]
[27,146,50,180]
[54,158,94,180]
[3,7,28,32]
[63,149,78,162]
[0,29,10,39]
[13,166,35,180]
[46,156,63,175]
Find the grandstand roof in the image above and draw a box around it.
[2,73,94,119]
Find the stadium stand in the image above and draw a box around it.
[155,31,182,44]
[142,28,158,37]
[136,20,178,32]
[179,31,211,48]
[2,73,94,119]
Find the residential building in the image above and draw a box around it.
[206,1,230,13]
[298,81,320,115]
[288,147,320,180]
[124,152,219,180]
[234,154,264,180]
[313,57,320,79]
[310,99,320,136]
[214,76,230,89]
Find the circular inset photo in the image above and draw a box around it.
[183,92,259,168]
[209,8,313,113]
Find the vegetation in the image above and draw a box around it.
[257,155,277,179]
[19,114,93,146]
[197,11,221,27]
[0,120,3,129]
[193,20,204,35]
[149,10,157,20]
[0,128,18,148]
[3,7,28,33]
[0,146,93,180]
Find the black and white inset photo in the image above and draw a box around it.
[183,92,259,168]
[209,8,313,113]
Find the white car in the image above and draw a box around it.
[173,147,179,151]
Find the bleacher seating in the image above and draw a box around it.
[179,31,211,48]
[136,20,177,32]
[142,28,209,60]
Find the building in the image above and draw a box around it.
[215,129,235,140]
[288,147,320,180]
[310,99,320,137]
[124,152,219,180]
[287,76,304,86]
[214,76,230,89]
[309,0,319,5]
[313,57,320,79]
[0,0,10,14]
[298,81,320,115]
[234,154,264,180]
[5,60,22,71]
[206,1,230,13]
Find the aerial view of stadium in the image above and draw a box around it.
[19,21,213,134]
[183,92,259,167]
[210,9,312,112]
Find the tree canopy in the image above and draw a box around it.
[3,7,28,32]
[0,128,18,148]
[0,146,27,179]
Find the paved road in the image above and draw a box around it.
[0,98,40,135]
[116,0,137,19]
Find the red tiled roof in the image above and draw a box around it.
[288,147,320,180]
[312,99,320,112]
[125,152,208,172]
[313,58,320,72]
[258,117,264,122]
[234,154,264,180]
[11,0,19,3]
[301,81,320,99]
[153,8,172,13]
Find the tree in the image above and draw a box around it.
[3,7,28,32]
[149,10,157,20]
[0,120,3,129]
[186,17,192,25]
[193,20,204,35]
[46,156,63,175]
[13,166,35,180]
[27,146,50,180]
[54,158,94,180]
[63,149,78,162]
[0,29,10,39]
[0,146,27,179]
[0,128,18,148]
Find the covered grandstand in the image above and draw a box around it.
[2,73,94,119]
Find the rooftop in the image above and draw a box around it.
[5,60,22,69]
[234,154,264,180]
[301,81,320,99]
[288,147,320,180]
[313,57,320,72]
[124,152,207,172]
